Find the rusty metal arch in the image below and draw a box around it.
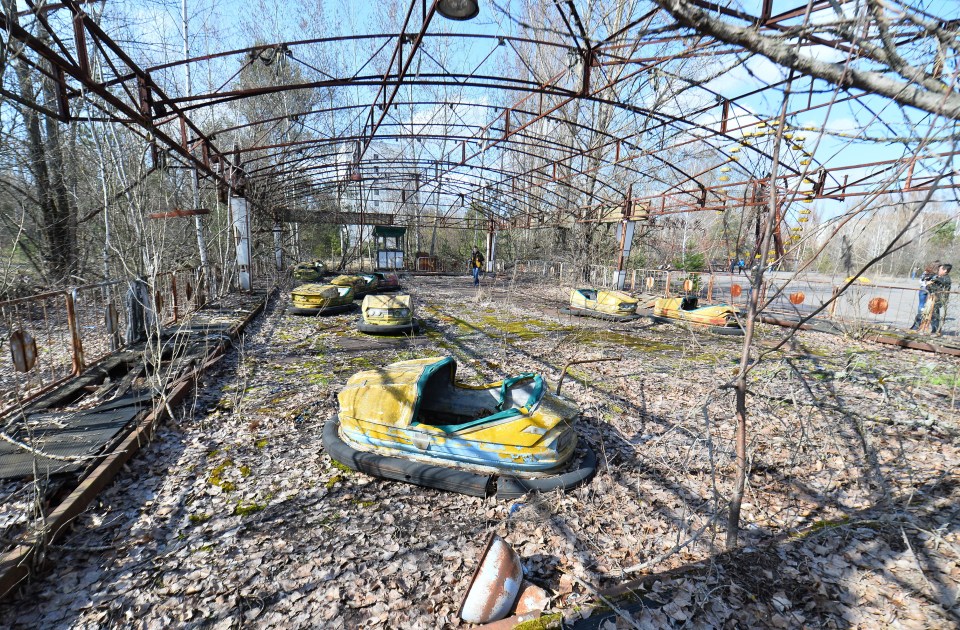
[2,0,955,248]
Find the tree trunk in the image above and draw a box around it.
[726,89,790,549]
[9,14,78,284]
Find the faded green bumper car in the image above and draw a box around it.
[358,294,419,334]
[331,273,380,298]
[293,260,327,282]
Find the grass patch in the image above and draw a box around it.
[188,513,212,524]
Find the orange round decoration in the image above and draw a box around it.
[682,279,694,292]
[645,276,655,289]
[730,284,742,297]
[789,292,805,305]
[868,297,889,314]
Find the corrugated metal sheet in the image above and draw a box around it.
[0,392,151,479]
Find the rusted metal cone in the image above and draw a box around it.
[459,533,523,624]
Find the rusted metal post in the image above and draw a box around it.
[614,184,634,290]
[170,275,180,322]
[665,272,671,297]
[65,291,85,375]
[707,274,715,302]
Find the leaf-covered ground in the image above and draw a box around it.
[2,274,958,628]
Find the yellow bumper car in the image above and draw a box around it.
[650,296,743,335]
[289,283,356,316]
[323,356,596,498]
[358,294,419,335]
[560,288,641,322]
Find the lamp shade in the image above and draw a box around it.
[437,0,479,20]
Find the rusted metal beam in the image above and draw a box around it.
[356,0,438,163]
[147,208,211,219]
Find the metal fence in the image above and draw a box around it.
[0,268,208,413]
[511,260,958,336]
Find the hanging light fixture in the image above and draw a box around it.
[437,0,480,20]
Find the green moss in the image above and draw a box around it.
[568,329,678,353]
[239,465,252,477]
[480,315,571,341]
[254,438,269,449]
[196,544,216,553]
[514,612,563,630]
[233,501,267,516]
[349,356,376,369]
[188,512,212,524]
[353,499,377,508]
[208,459,236,491]
[330,460,352,473]
[326,474,343,489]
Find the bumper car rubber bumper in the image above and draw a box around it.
[322,416,596,499]
[289,303,357,316]
[357,320,420,335]
[648,314,744,335]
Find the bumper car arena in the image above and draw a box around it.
[1,2,959,629]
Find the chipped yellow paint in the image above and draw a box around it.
[291,283,354,308]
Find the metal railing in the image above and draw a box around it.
[0,268,207,413]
